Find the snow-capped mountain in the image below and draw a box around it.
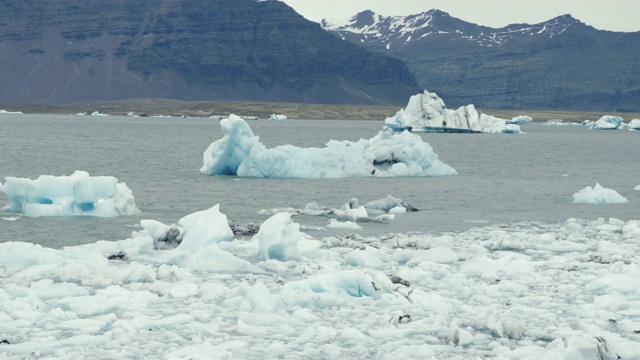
[322,10,640,111]
[323,9,578,50]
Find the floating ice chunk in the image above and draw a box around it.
[255,212,302,261]
[388,206,407,214]
[587,115,624,130]
[0,109,23,115]
[507,115,532,124]
[628,119,640,130]
[0,171,139,217]
[364,195,418,214]
[201,114,456,178]
[0,241,108,272]
[327,219,361,229]
[91,111,108,116]
[132,219,185,249]
[268,114,288,120]
[449,319,474,346]
[635,185,640,191]
[384,90,522,134]
[572,183,628,204]
[283,271,378,297]
[159,204,254,273]
[345,249,385,268]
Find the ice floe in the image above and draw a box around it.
[0,171,139,217]
[2,213,640,358]
[201,114,456,178]
[268,114,288,120]
[259,195,416,223]
[0,109,23,115]
[627,119,640,131]
[572,183,628,204]
[384,90,522,134]
[587,115,624,130]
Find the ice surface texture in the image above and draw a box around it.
[2,215,640,358]
[201,114,457,178]
[0,170,139,217]
[384,90,522,134]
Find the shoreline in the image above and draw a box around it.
[1,98,639,122]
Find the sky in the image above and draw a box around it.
[278,0,640,32]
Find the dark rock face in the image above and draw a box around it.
[0,0,419,105]
[323,10,640,111]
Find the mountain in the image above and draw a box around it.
[0,0,419,105]
[322,10,640,111]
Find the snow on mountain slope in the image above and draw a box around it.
[323,9,580,49]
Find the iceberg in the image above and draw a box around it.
[0,171,139,217]
[0,109,23,115]
[627,119,640,130]
[384,90,522,134]
[201,114,456,178]
[572,183,628,204]
[587,115,623,130]
[268,114,288,120]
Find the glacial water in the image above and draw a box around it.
[1,113,639,248]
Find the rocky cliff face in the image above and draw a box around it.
[323,10,640,111]
[0,0,419,105]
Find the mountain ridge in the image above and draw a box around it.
[322,10,640,111]
[0,0,419,105]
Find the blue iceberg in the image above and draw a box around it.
[201,115,456,178]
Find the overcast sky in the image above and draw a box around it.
[279,0,640,32]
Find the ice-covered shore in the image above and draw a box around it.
[1,204,640,358]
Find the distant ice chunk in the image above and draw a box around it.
[572,183,628,204]
[364,195,418,214]
[507,115,532,124]
[327,219,362,229]
[0,171,139,217]
[0,109,23,115]
[635,184,640,191]
[587,115,623,130]
[201,114,456,178]
[255,212,302,261]
[384,90,522,134]
[91,111,109,116]
[543,119,587,126]
[268,114,288,120]
[627,119,640,130]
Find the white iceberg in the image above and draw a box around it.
[0,171,140,217]
[587,115,624,130]
[0,109,23,115]
[255,212,302,261]
[91,111,109,116]
[268,114,288,120]
[627,119,640,130]
[384,90,522,134]
[158,204,255,273]
[201,114,456,178]
[572,183,628,204]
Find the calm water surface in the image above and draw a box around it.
[1,114,639,248]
